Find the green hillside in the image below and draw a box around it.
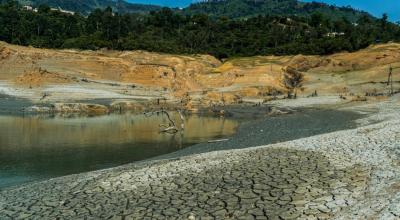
[184,0,373,22]
[1,0,398,59]
[19,0,161,15]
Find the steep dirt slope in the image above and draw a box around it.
[0,41,399,107]
[211,43,400,100]
[289,43,400,95]
[0,42,219,91]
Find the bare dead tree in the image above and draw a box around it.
[177,109,185,131]
[283,67,304,99]
[145,109,185,134]
[388,65,394,95]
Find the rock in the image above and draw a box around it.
[25,103,110,114]
[187,213,196,220]
[53,103,109,114]
[24,105,52,113]
[110,101,144,112]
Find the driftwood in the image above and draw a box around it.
[40,92,50,101]
[145,109,185,134]
[207,139,229,143]
[177,110,185,130]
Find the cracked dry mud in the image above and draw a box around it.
[0,97,399,219]
[0,149,369,220]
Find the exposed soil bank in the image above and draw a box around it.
[1,41,400,110]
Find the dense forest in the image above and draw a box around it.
[1,0,399,58]
[184,0,372,22]
[17,0,374,22]
[18,0,161,15]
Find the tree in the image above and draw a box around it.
[310,12,324,27]
[381,13,389,30]
[283,67,304,99]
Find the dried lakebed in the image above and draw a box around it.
[1,97,400,219]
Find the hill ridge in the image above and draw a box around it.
[18,0,161,15]
[17,0,375,21]
[184,0,373,22]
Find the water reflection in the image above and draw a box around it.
[0,113,238,189]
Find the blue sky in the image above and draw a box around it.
[127,0,400,21]
[303,0,400,21]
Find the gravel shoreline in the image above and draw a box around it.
[153,108,363,161]
[0,96,399,219]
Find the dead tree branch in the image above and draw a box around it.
[177,109,185,131]
[145,109,185,134]
[40,92,50,101]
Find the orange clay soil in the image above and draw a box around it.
[14,68,74,87]
[0,41,399,104]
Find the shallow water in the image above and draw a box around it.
[0,113,238,189]
[155,109,363,160]
[0,95,363,190]
[0,94,33,115]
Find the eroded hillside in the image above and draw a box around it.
[0,41,399,110]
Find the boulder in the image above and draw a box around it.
[53,103,109,114]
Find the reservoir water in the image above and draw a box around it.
[0,112,239,189]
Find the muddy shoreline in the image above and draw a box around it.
[152,107,363,161]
